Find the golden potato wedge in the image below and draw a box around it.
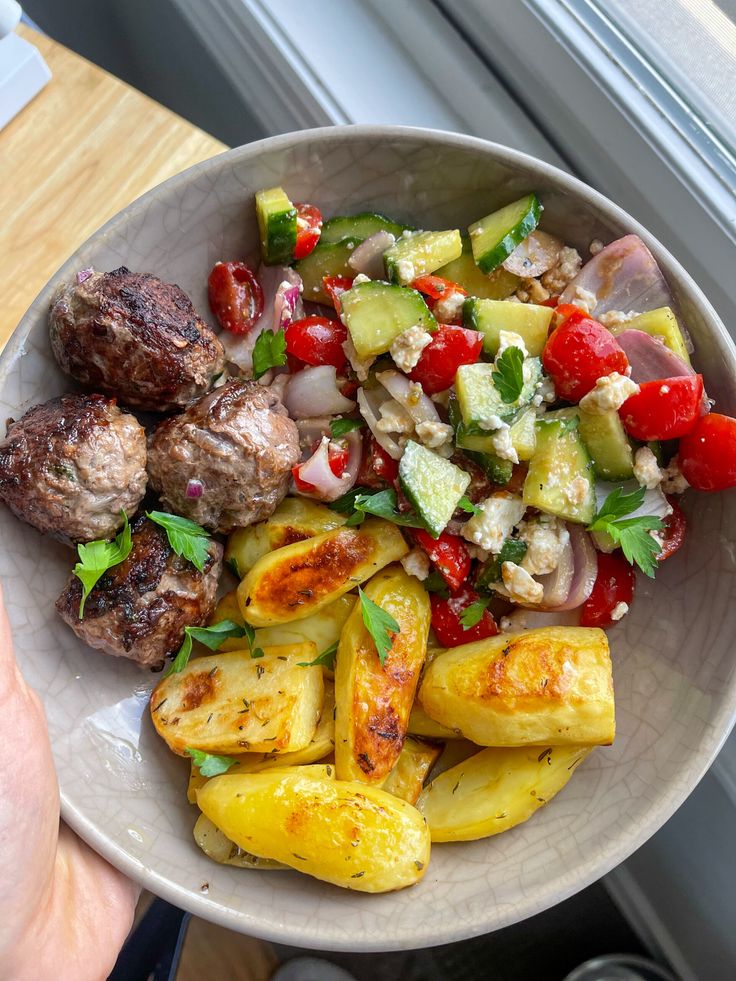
[408,702,460,740]
[417,744,592,841]
[335,565,430,785]
[211,590,355,658]
[150,644,323,756]
[187,682,336,802]
[382,737,442,805]
[196,768,430,892]
[225,498,347,577]
[419,627,614,747]
[428,739,480,781]
[237,518,408,626]
[193,813,287,869]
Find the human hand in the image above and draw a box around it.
[0,585,139,981]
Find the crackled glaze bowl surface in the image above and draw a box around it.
[1,127,735,951]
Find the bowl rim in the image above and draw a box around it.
[3,123,736,951]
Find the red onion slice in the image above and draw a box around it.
[503,230,563,278]
[284,365,355,418]
[295,417,333,452]
[76,267,94,284]
[375,370,439,425]
[554,525,598,611]
[357,386,403,460]
[534,536,575,609]
[502,608,582,630]
[186,479,204,499]
[293,431,361,502]
[617,330,709,412]
[220,264,302,371]
[348,230,396,279]
[273,279,304,332]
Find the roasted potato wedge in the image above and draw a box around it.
[187,682,336,802]
[237,518,408,626]
[211,590,355,658]
[417,745,592,841]
[428,739,480,781]
[150,644,323,756]
[408,702,461,740]
[196,768,430,892]
[335,565,430,785]
[419,627,614,746]
[382,737,442,805]
[193,813,287,869]
[226,498,347,577]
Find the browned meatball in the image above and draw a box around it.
[56,515,223,667]
[147,380,299,533]
[49,267,225,412]
[0,392,147,544]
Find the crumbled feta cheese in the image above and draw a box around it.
[661,455,690,494]
[633,446,662,490]
[490,424,519,464]
[342,335,374,382]
[497,330,529,359]
[352,273,371,285]
[477,413,505,432]
[578,372,640,415]
[598,309,637,328]
[389,325,433,373]
[519,515,570,576]
[610,601,629,622]
[501,561,544,605]
[396,258,416,283]
[407,381,424,407]
[461,492,526,554]
[499,615,514,632]
[464,542,490,563]
[434,290,466,323]
[571,286,597,315]
[540,246,582,294]
[376,399,414,435]
[532,376,557,407]
[416,420,453,449]
[589,239,604,256]
[514,277,550,304]
[566,476,591,507]
[400,548,430,581]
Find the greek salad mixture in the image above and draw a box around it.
[3,183,735,895]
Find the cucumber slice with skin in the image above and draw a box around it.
[464,297,553,357]
[339,281,437,358]
[455,358,542,429]
[523,416,596,524]
[295,238,362,305]
[578,408,635,481]
[455,406,537,462]
[463,449,513,487]
[320,212,408,245]
[609,307,691,365]
[469,194,542,274]
[385,230,463,285]
[399,441,470,538]
[255,186,297,265]
[436,237,520,299]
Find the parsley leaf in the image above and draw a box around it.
[424,570,450,599]
[241,621,264,660]
[476,537,528,592]
[74,512,132,617]
[165,619,246,676]
[492,346,525,404]
[330,418,364,439]
[359,587,400,666]
[588,486,665,578]
[352,489,425,528]
[147,511,211,572]
[298,641,338,670]
[184,747,238,777]
[460,597,490,629]
[328,488,365,515]
[252,328,287,379]
[457,495,479,515]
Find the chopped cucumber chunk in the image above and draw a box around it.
[399,441,470,538]
[469,193,541,274]
[320,211,408,245]
[385,230,462,285]
[339,281,437,358]
[464,297,553,356]
[454,406,537,462]
[255,186,297,265]
[578,408,635,481]
[523,416,595,524]
[436,237,520,299]
[296,238,361,305]
[455,358,542,429]
[609,307,691,365]
[463,449,513,487]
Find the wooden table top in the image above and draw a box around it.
[0,25,225,349]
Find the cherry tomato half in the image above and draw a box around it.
[411,275,468,301]
[409,325,483,395]
[619,375,703,441]
[293,202,323,260]
[207,261,263,335]
[542,311,629,402]
[657,498,687,561]
[356,434,399,488]
[580,552,636,629]
[285,315,347,370]
[430,584,498,648]
[413,529,471,592]
[679,412,736,491]
[322,275,354,313]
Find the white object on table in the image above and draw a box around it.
[0,2,50,131]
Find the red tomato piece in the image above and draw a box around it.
[322,275,354,313]
[657,498,686,562]
[410,275,468,301]
[430,584,498,648]
[619,375,703,441]
[541,295,560,308]
[285,315,347,370]
[207,261,263,335]
[413,529,471,592]
[409,325,483,395]
[356,434,398,488]
[679,412,736,491]
[293,202,323,260]
[543,311,629,402]
[580,552,635,629]
[292,440,348,493]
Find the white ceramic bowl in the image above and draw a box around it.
[1,126,735,952]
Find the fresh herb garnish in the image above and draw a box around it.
[457,495,479,515]
[165,619,246,676]
[492,346,525,404]
[252,328,287,379]
[424,570,450,599]
[359,587,400,666]
[73,512,132,617]
[298,641,338,670]
[476,537,528,592]
[587,486,664,578]
[147,511,211,572]
[184,747,238,777]
[330,418,364,439]
[328,488,366,515]
[352,489,425,528]
[241,621,265,660]
[459,597,490,629]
